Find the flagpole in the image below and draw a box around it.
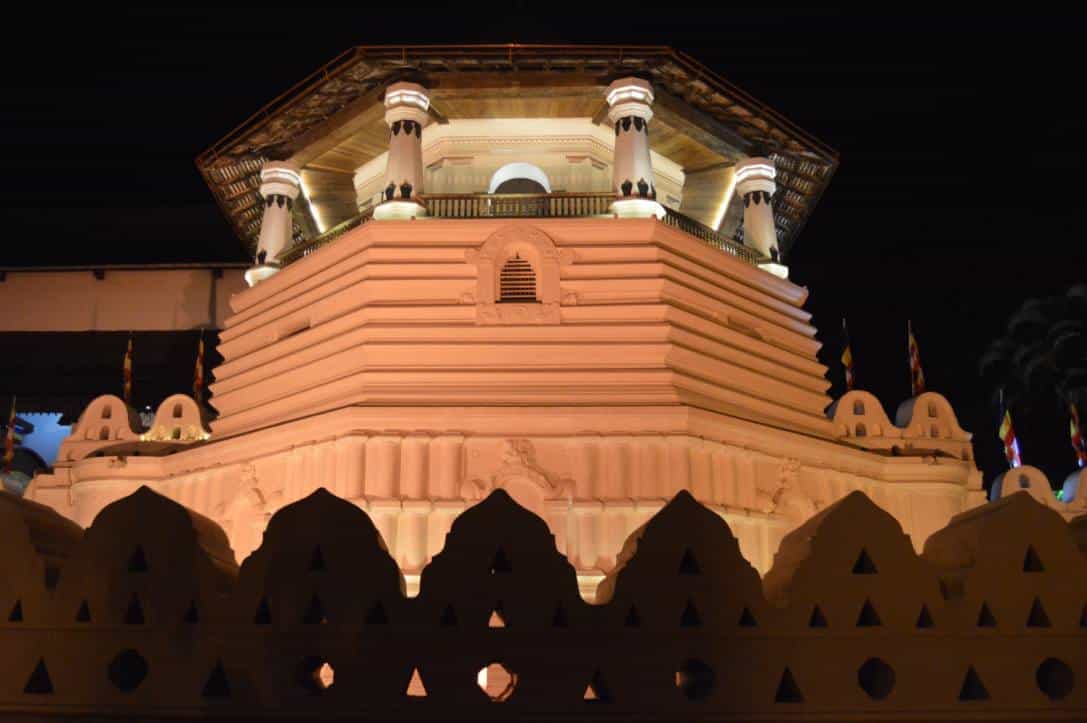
[2,395,16,476]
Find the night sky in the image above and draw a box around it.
[2,8,1084,488]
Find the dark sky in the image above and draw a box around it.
[2,7,1085,487]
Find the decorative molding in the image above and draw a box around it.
[467,224,572,326]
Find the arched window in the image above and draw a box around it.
[99,426,110,441]
[499,254,538,302]
[930,423,940,438]
[855,422,867,437]
[101,406,112,419]
[928,403,938,418]
[488,163,552,194]
[172,403,183,418]
[853,400,865,415]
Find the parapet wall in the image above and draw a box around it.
[0,484,1084,721]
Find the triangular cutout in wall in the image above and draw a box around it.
[680,599,701,628]
[128,545,148,573]
[775,667,804,703]
[738,606,757,627]
[8,599,23,622]
[678,548,701,575]
[959,666,989,701]
[75,600,91,623]
[405,667,427,697]
[852,548,877,574]
[916,604,934,628]
[202,660,230,698]
[1027,597,1051,628]
[977,602,997,628]
[23,658,53,695]
[488,604,507,628]
[809,605,828,628]
[856,598,881,627]
[1023,545,1044,573]
[124,593,145,624]
[584,670,612,703]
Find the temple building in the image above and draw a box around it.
[20,44,1061,598]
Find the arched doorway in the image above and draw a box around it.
[488,163,552,194]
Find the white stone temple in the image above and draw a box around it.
[26,45,1057,599]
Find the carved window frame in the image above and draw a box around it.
[465,224,573,325]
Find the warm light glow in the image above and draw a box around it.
[373,200,426,220]
[606,85,654,107]
[734,162,776,185]
[299,173,325,234]
[385,88,430,111]
[611,198,666,219]
[710,169,738,231]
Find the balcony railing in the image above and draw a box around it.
[279,193,764,267]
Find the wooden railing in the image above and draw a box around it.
[660,207,766,265]
[420,191,614,219]
[278,208,374,266]
[279,193,765,268]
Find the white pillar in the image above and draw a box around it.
[606,77,664,219]
[373,82,430,220]
[245,161,301,286]
[734,157,789,278]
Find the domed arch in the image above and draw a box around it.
[487,162,552,194]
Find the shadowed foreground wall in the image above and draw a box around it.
[0,485,1084,721]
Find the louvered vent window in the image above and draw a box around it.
[499,254,537,302]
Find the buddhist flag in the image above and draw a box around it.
[1071,403,1087,469]
[907,320,925,397]
[2,397,15,474]
[122,335,134,404]
[840,318,855,391]
[193,333,206,404]
[998,391,1022,469]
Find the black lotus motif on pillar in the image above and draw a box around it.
[385,183,396,201]
[621,117,632,132]
[636,178,649,198]
[391,121,402,136]
[399,181,413,199]
[620,180,633,197]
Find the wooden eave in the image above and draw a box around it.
[195,44,838,255]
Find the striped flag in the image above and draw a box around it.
[840,318,855,391]
[1071,403,1087,469]
[2,397,15,474]
[907,320,925,397]
[998,391,1022,469]
[193,333,206,404]
[122,335,134,404]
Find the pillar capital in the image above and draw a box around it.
[383,81,431,126]
[734,157,777,196]
[606,77,655,123]
[259,161,302,201]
